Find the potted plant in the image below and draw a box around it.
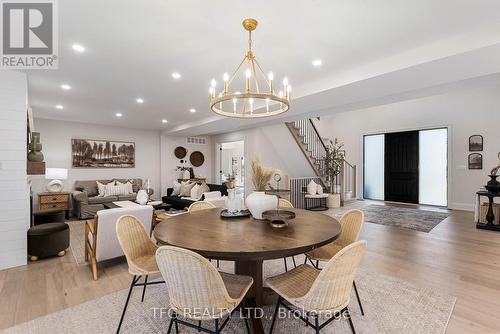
[321,138,345,208]
[245,158,278,219]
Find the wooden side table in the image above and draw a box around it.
[476,190,500,231]
[38,192,71,219]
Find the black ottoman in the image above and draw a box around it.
[28,222,70,261]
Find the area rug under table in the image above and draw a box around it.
[328,204,449,233]
[2,258,456,334]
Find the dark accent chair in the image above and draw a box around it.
[162,183,228,209]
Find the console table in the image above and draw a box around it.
[476,190,500,231]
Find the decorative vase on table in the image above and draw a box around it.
[245,191,278,219]
[307,180,317,195]
[136,189,149,205]
[485,175,500,194]
[182,169,190,180]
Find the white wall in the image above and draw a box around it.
[160,136,212,195]
[315,83,500,210]
[31,119,162,205]
[0,72,29,270]
[212,124,313,194]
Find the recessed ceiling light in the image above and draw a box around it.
[312,59,322,67]
[189,108,196,113]
[171,72,181,79]
[55,105,64,110]
[60,84,71,90]
[72,43,85,52]
[136,98,144,104]
[115,112,123,117]
[162,119,168,124]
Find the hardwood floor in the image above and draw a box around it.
[1,203,500,333]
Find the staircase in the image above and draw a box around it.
[286,119,357,205]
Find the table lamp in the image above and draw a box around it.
[45,168,68,192]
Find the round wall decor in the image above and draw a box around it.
[190,151,205,167]
[174,146,187,159]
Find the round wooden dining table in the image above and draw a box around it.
[154,207,341,334]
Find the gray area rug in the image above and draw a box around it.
[2,257,455,334]
[328,203,449,233]
[67,220,86,265]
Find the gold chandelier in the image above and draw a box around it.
[209,18,291,118]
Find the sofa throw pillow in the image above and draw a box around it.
[116,181,133,194]
[96,181,107,197]
[116,181,134,195]
[190,184,202,200]
[198,182,210,197]
[179,181,195,197]
[172,180,182,196]
[203,191,222,199]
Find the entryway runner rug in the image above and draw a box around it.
[327,203,449,233]
[2,257,456,334]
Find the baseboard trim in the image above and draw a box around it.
[450,202,475,212]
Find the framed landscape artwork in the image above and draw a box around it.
[469,135,483,151]
[468,153,483,170]
[72,139,135,168]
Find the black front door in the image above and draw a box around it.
[384,131,419,203]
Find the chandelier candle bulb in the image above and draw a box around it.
[233,98,237,113]
[223,73,229,93]
[249,98,254,114]
[266,98,270,112]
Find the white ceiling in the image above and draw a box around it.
[27,0,500,135]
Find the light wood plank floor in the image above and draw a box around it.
[1,203,500,333]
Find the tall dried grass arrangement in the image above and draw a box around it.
[251,158,275,191]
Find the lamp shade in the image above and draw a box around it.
[45,168,68,180]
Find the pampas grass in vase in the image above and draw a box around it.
[246,158,278,219]
[251,158,275,191]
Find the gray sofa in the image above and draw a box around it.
[72,178,143,219]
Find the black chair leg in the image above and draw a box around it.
[216,260,220,268]
[198,320,201,332]
[269,297,281,334]
[244,316,251,334]
[175,320,179,334]
[117,275,137,333]
[215,318,219,334]
[353,281,364,316]
[291,256,297,268]
[141,275,148,302]
[346,307,356,334]
[283,258,288,272]
[304,256,308,264]
[314,314,320,334]
[166,317,174,334]
[315,260,319,269]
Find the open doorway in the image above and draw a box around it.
[218,140,245,192]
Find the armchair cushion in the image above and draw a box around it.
[92,205,153,262]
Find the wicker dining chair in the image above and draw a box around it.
[267,240,367,334]
[155,246,253,334]
[278,198,294,209]
[115,214,165,333]
[305,209,365,315]
[277,198,298,271]
[188,201,217,212]
[188,201,220,267]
